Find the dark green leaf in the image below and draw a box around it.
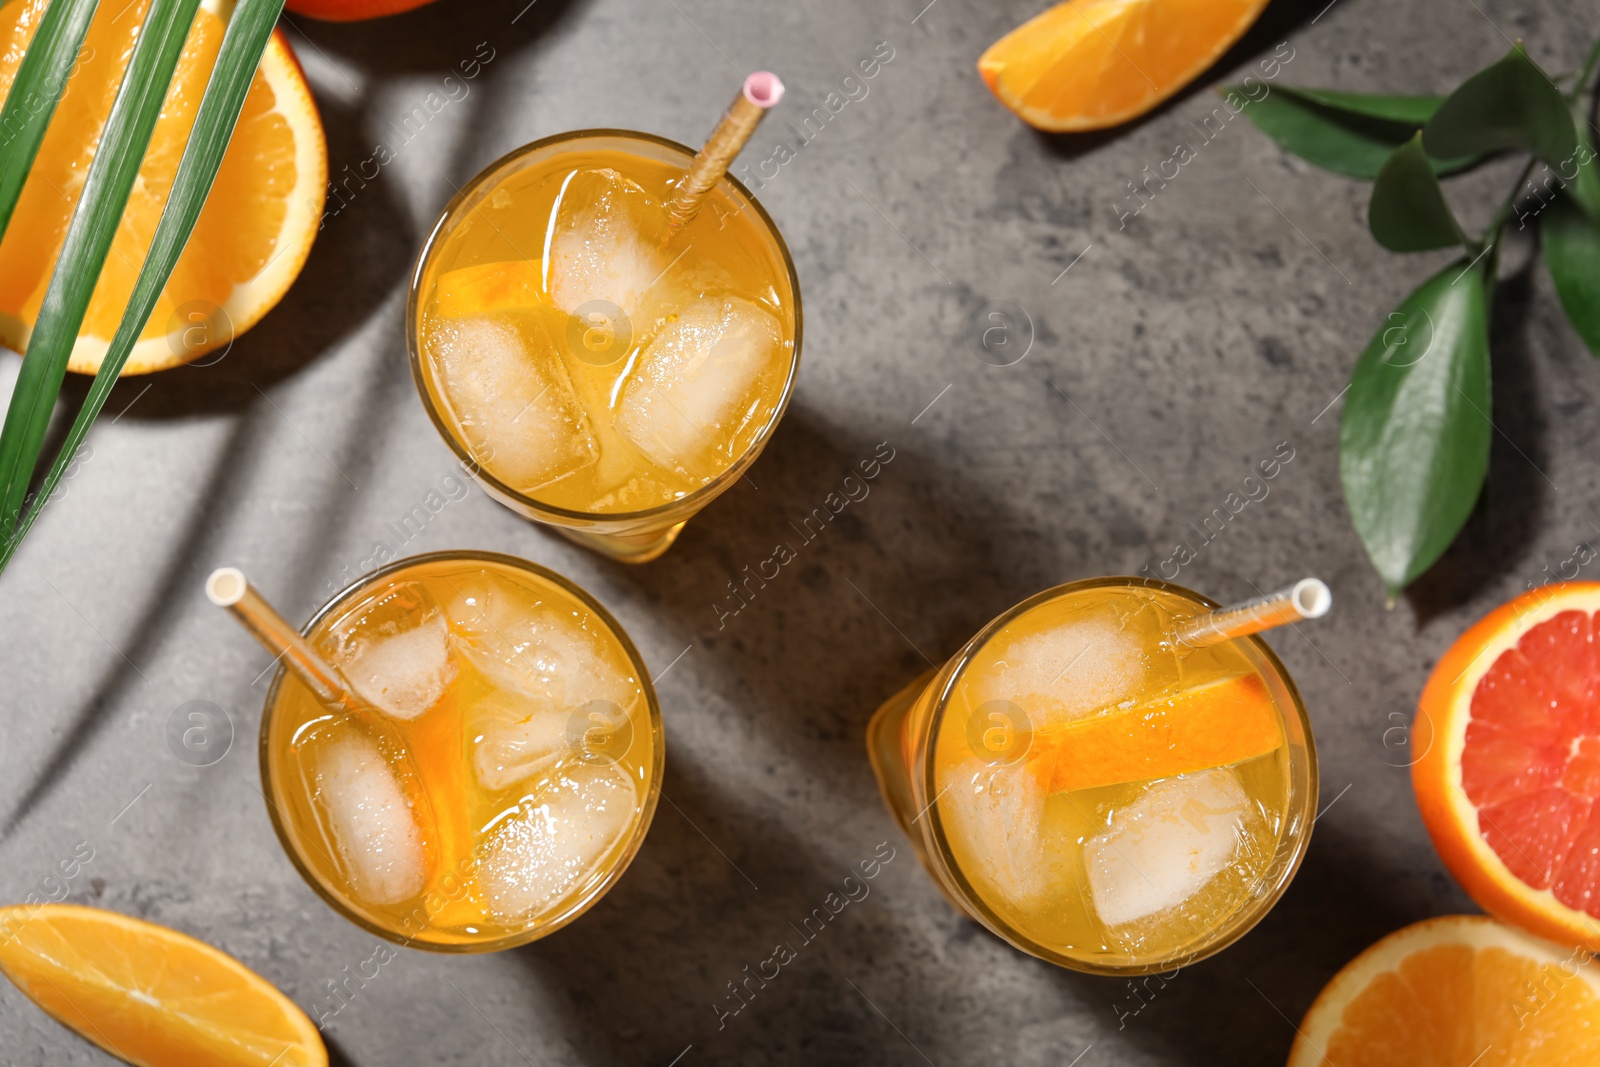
[0,0,99,241]
[1369,134,1467,251]
[0,0,290,573]
[1283,88,1446,125]
[1340,260,1492,594]
[1230,85,1478,179]
[0,0,203,539]
[1564,116,1600,219]
[1542,193,1600,357]
[1423,43,1577,171]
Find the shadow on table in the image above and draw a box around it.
[563,403,1102,753]
[279,0,584,76]
[510,746,948,1065]
[496,403,1199,1064]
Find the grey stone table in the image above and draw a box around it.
[2,0,1596,1062]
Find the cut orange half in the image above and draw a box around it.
[0,0,326,374]
[1288,915,1600,1066]
[1036,673,1283,794]
[978,0,1272,132]
[0,903,326,1066]
[1414,583,1600,952]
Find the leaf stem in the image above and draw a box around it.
[1569,34,1600,105]
[1482,156,1540,254]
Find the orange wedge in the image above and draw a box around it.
[0,0,326,374]
[978,0,1272,132]
[1289,915,1600,1066]
[1036,673,1283,794]
[0,904,326,1066]
[433,260,545,319]
[1414,582,1600,953]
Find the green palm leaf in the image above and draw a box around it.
[0,0,288,570]
[0,0,98,237]
[0,0,204,539]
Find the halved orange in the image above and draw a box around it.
[0,903,326,1065]
[1035,673,1283,793]
[978,0,1272,132]
[1288,915,1600,1066]
[0,0,326,374]
[1415,583,1600,952]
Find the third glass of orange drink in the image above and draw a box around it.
[868,577,1317,973]
[408,129,801,562]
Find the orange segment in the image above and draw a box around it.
[978,0,1272,132]
[434,260,545,319]
[0,0,326,374]
[1036,673,1283,793]
[0,904,326,1066]
[1289,915,1600,1066]
[1415,582,1600,952]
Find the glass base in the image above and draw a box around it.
[866,668,972,915]
[555,521,687,564]
[865,669,934,844]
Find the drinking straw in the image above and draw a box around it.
[663,71,785,239]
[205,567,352,707]
[1175,578,1332,648]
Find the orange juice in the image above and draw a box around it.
[869,578,1316,972]
[408,131,800,561]
[261,552,662,951]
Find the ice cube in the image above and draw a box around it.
[1084,768,1248,928]
[314,734,428,906]
[975,610,1146,730]
[323,581,456,721]
[478,762,639,923]
[547,168,665,317]
[615,294,781,472]
[939,758,1052,908]
[427,314,598,492]
[442,569,638,713]
[468,688,571,792]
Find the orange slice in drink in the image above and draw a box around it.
[978,0,1272,132]
[0,0,326,374]
[432,261,545,318]
[1035,673,1283,793]
[0,904,327,1065]
[1288,915,1600,1065]
[1414,582,1600,951]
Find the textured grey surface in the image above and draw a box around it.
[2,0,1598,1062]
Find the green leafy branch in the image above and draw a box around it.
[0,0,286,576]
[1235,38,1600,598]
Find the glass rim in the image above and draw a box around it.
[917,575,1318,975]
[404,127,805,527]
[257,549,666,954]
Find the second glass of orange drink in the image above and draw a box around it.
[408,109,801,562]
[868,577,1319,974]
[256,551,663,951]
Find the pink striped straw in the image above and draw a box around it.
[664,72,785,237]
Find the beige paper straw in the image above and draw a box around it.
[1176,578,1332,648]
[206,567,352,707]
[663,71,785,239]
